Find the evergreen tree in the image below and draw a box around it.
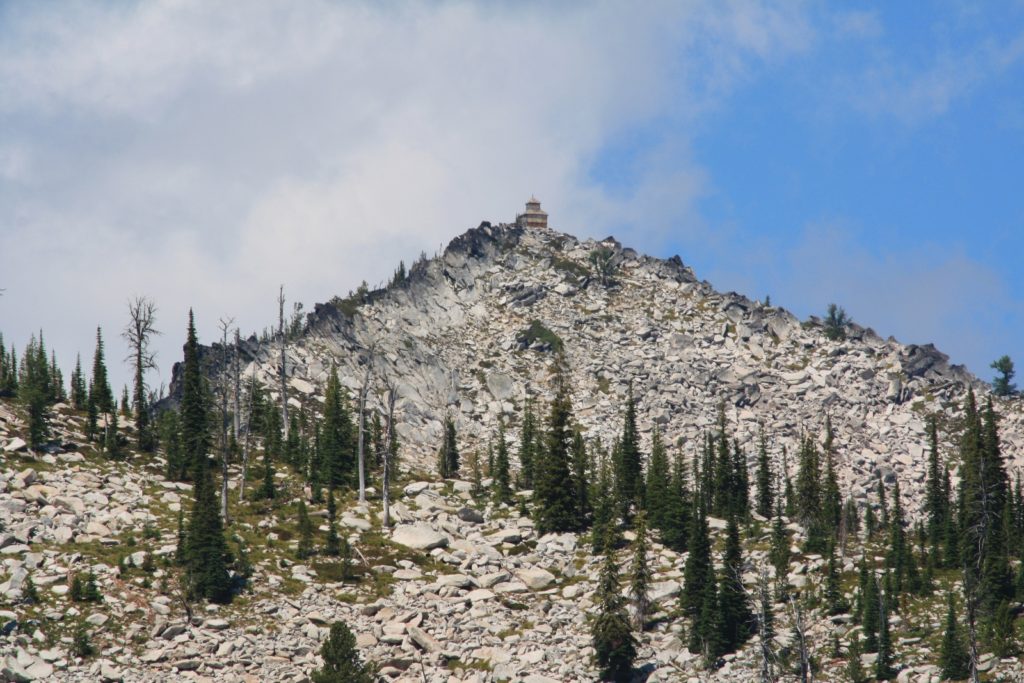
[681,503,713,619]
[49,350,65,403]
[104,411,122,459]
[296,499,314,559]
[861,568,880,653]
[824,543,849,615]
[875,577,895,680]
[591,457,616,554]
[90,327,114,415]
[534,381,579,533]
[614,385,642,519]
[492,420,512,505]
[795,434,826,552]
[691,573,723,663]
[180,311,210,480]
[718,512,753,652]
[660,448,690,553]
[645,427,670,527]
[311,621,375,683]
[175,507,187,564]
[437,414,460,479]
[925,415,948,561]
[628,511,651,630]
[823,303,850,341]
[990,355,1016,396]
[755,426,773,519]
[571,427,591,528]
[939,592,970,680]
[770,501,789,597]
[325,490,340,556]
[518,399,538,489]
[259,452,276,500]
[184,460,231,603]
[70,354,87,410]
[592,535,637,682]
[321,365,355,490]
[161,410,185,481]
[18,335,51,447]
[822,417,841,534]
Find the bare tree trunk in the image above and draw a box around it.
[756,566,776,683]
[122,296,160,451]
[239,374,256,503]
[789,594,812,683]
[357,360,373,504]
[218,317,234,524]
[278,285,289,440]
[381,376,397,528]
[233,329,241,438]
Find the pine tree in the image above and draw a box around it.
[660,448,690,553]
[180,312,210,480]
[296,499,314,559]
[184,460,231,603]
[437,414,460,479]
[614,385,642,519]
[822,418,841,535]
[18,335,51,447]
[321,365,355,490]
[259,452,276,500]
[324,490,341,556]
[534,381,579,533]
[691,573,723,663]
[681,503,713,620]
[875,576,895,680]
[645,427,670,528]
[592,535,637,682]
[990,355,1016,396]
[518,399,537,489]
[770,501,789,597]
[939,592,970,680]
[718,512,753,652]
[795,435,826,552]
[755,426,773,519]
[492,421,512,504]
[104,411,122,459]
[591,457,616,555]
[90,327,114,415]
[846,637,867,683]
[925,415,947,561]
[70,354,87,410]
[628,511,651,630]
[824,543,849,615]
[571,427,590,529]
[861,568,880,653]
[311,621,375,683]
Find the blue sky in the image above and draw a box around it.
[0,1,1022,391]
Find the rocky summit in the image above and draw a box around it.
[1,219,1023,682]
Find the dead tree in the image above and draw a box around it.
[233,328,241,438]
[239,373,257,503]
[356,344,377,504]
[217,317,235,523]
[380,374,398,528]
[277,285,289,440]
[122,296,160,451]
[789,594,812,683]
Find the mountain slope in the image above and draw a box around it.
[218,220,1023,510]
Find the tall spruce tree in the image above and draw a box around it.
[591,456,616,555]
[184,457,231,603]
[534,381,579,533]
[925,415,948,562]
[822,418,841,535]
[492,420,512,504]
[321,365,354,490]
[90,327,114,415]
[645,427,671,533]
[755,426,773,519]
[939,592,970,680]
[614,385,642,518]
[718,512,753,652]
[437,415,460,479]
[660,448,690,553]
[681,503,714,620]
[19,335,51,447]
[70,354,86,410]
[571,427,590,529]
[296,499,314,559]
[518,399,538,489]
[312,621,375,683]
[592,532,637,682]
[795,434,826,552]
[325,490,340,556]
[628,511,652,630]
[180,311,210,480]
[875,576,895,680]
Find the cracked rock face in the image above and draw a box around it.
[206,221,1022,515]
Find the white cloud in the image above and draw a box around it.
[0,0,813,389]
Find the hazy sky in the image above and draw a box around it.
[1,1,1022,394]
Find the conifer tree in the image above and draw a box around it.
[846,638,867,683]
[692,574,723,663]
[614,386,642,519]
[925,416,947,560]
[770,501,789,597]
[990,355,1016,397]
[645,427,670,530]
[822,418,841,534]
[70,354,87,410]
[781,445,795,518]
[592,534,637,682]
[518,399,537,489]
[492,420,512,505]
[861,568,880,653]
[591,457,616,554]
[325,490,340,556]
[311,621,375,683]
[755,426,773,519]
[824,543,849,615]
[660,448,690,553]
[184,458,231,603]
[795,435,826,552]
[259,452,276,500]
[628,511,651,630]
[681,503,713,620]
[296,499,314,559]
[939,592,970,680]
[534,381,579,533]
[19,335,51,447]
[180,311,210,479]
[321,365,354,490]
[104,411,122,459]
[437,414,460,479]
[90,327,114,415]
[875,576,895,680]
[718,512,753,652]
[571,427,590,529]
